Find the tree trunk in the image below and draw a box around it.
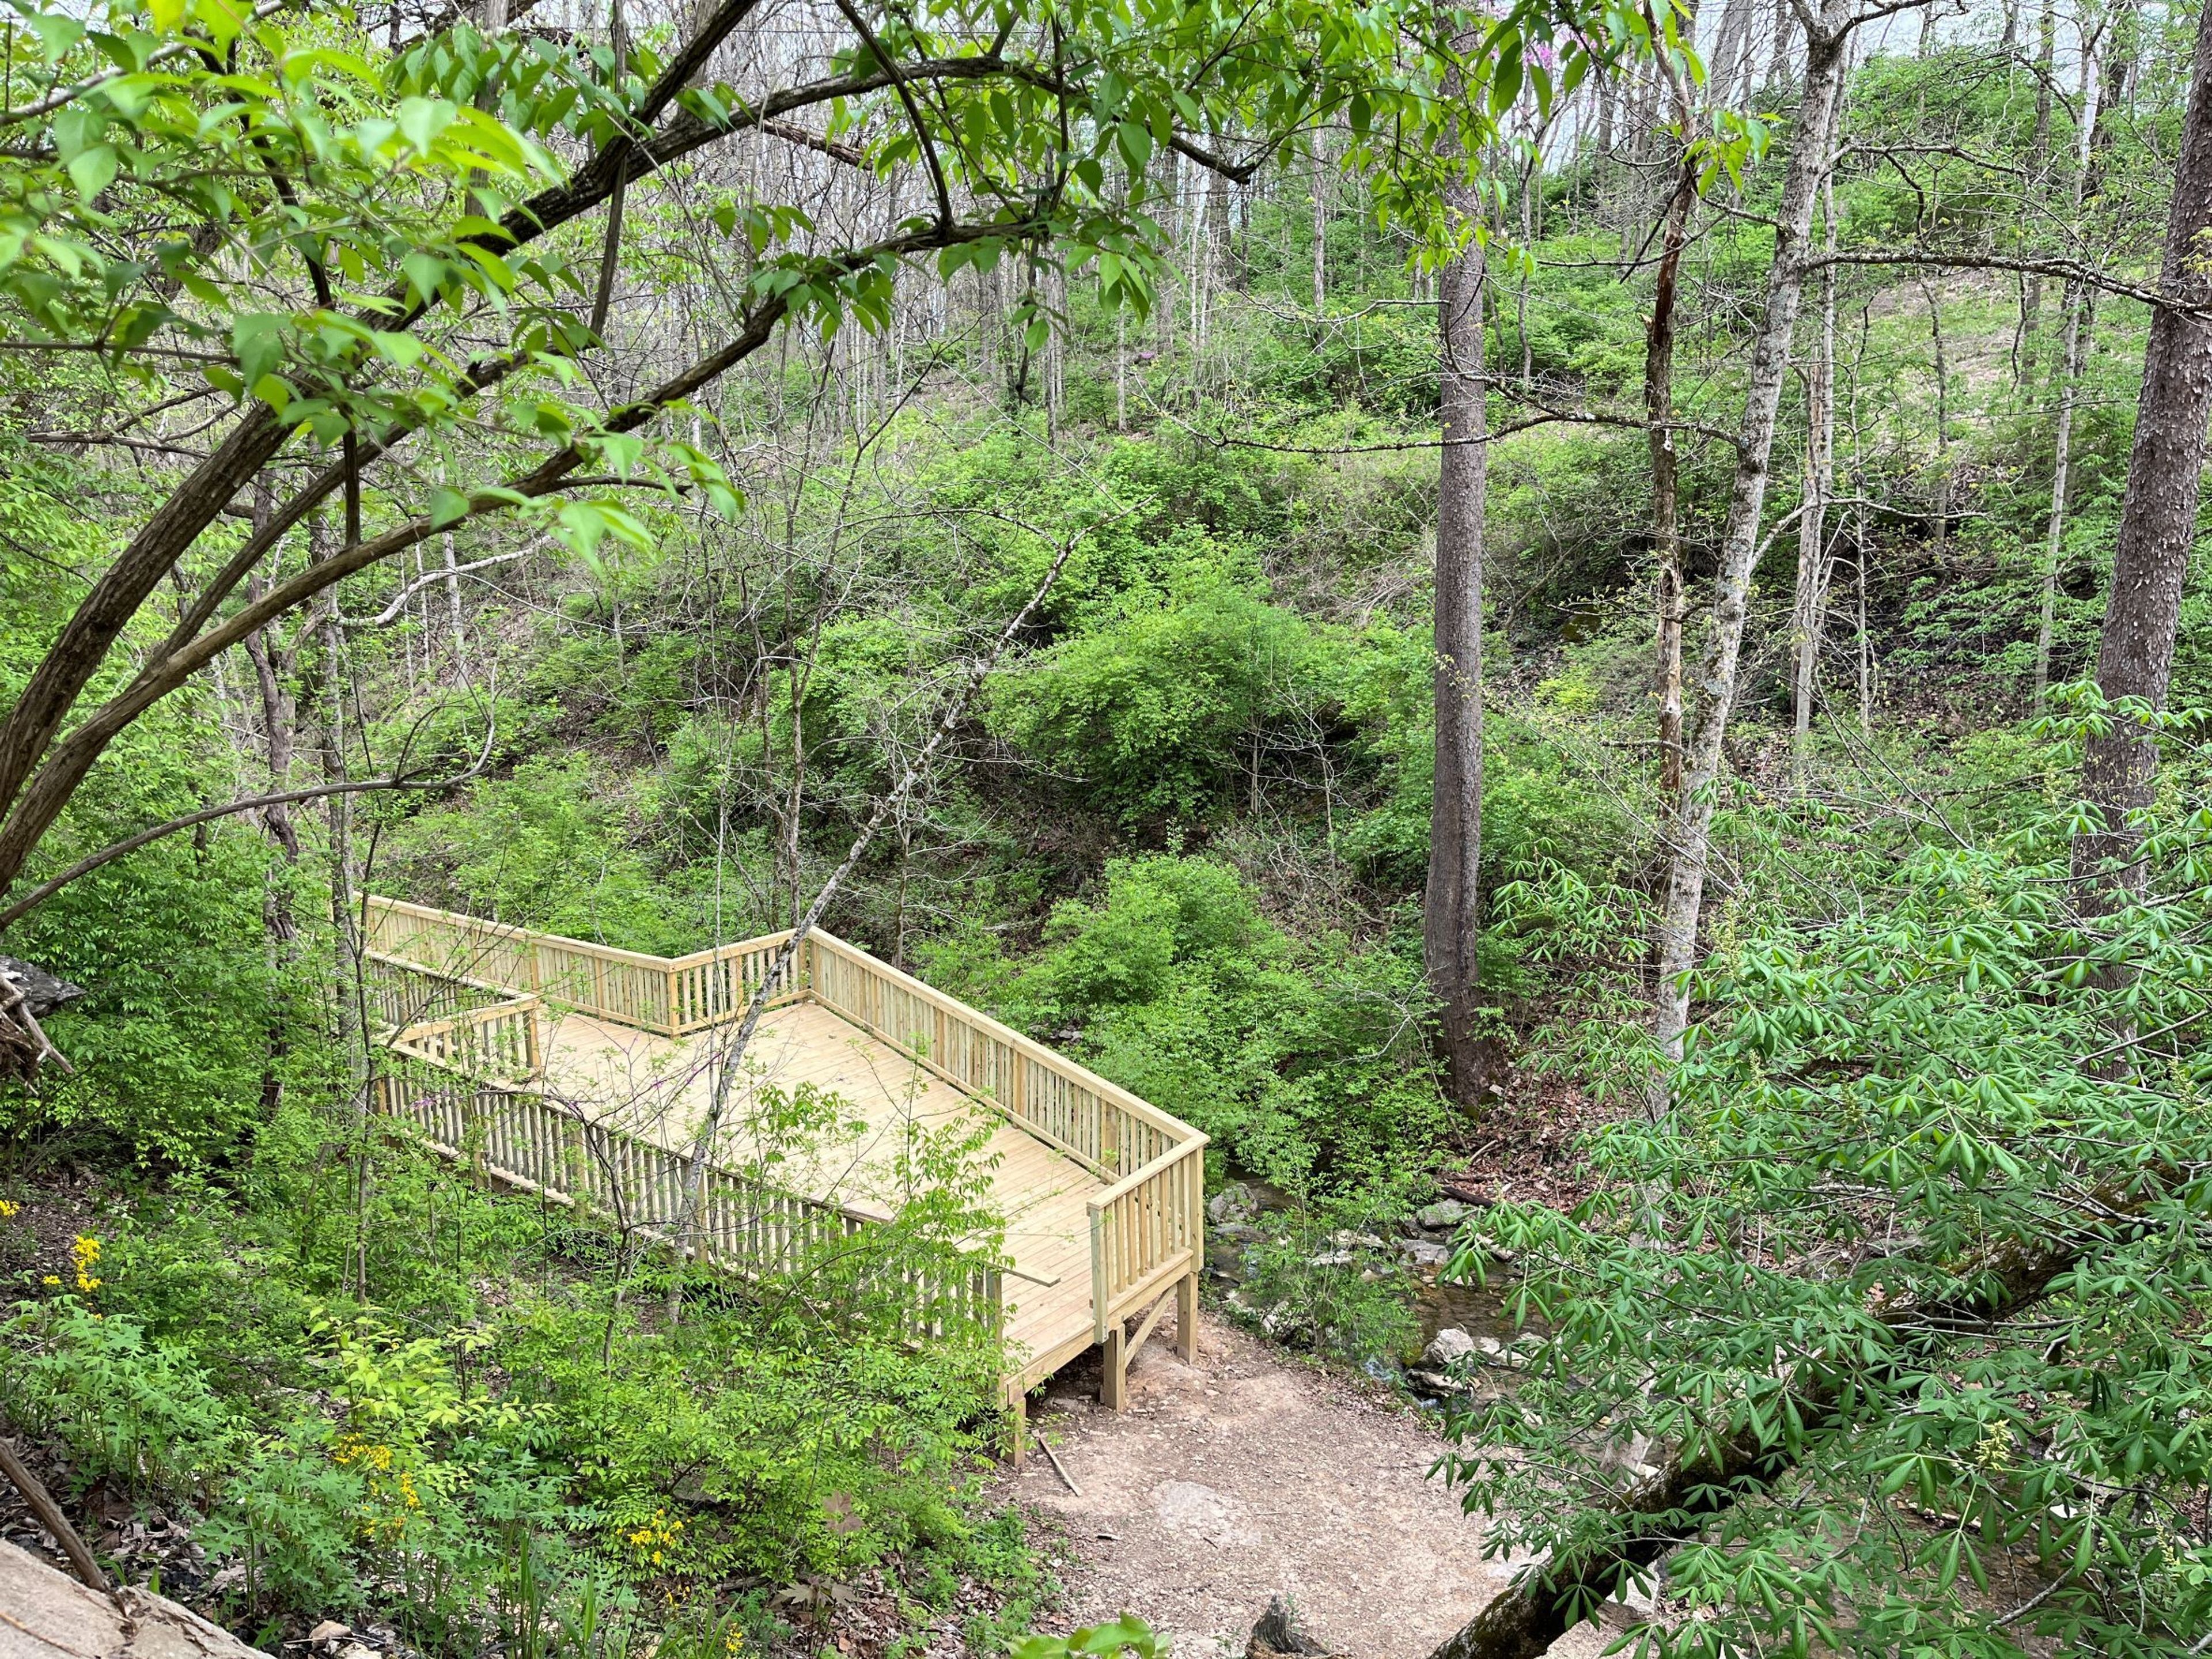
[1426,173,1488,1108]
[1855,504,1873,732]
[2018,0,2057,381]
[2033,286,2092,705]
[1311,131,1328,315]
[1763,0,1796,93]
[1790,169,1839,782]
[2035,20,2109,705]
[1706,0,1755,111]
[2075,0,2212,895]
[1652,0,1851,1071]
[1923,275,1950,548]
[1647,151,1698,809]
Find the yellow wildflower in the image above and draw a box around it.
[40,1274,59,1286]
[71,1236,101,1294]
[0,1199,19,1219]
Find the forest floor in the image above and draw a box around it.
[998,1309,1620,1659]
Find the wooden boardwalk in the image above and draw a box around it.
[361,897,1206,1435]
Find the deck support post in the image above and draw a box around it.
[1176,1270,1198,1362]
[1006,1389,1027,1467]
[1100,1323,1128,1412]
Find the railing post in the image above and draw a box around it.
[1089,1205,1109,1346]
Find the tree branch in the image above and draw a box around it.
[0,720,499,934]
[1808,249,2197,313]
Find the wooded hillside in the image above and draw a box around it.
[2,0,2210,1653]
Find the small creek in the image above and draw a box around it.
[1207,1168,1540,1407]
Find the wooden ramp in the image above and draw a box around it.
[359,897,1206,1427]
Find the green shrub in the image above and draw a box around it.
[0,1301,242,1501]
[1444,741,2212,1656]
[925,856,1446,1202]
[992,567,1342,827]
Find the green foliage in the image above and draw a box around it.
[0,1075,1014,1650]
[924,855,1445,1201]
[0,1300,243,1501]
[376,756,694,953]
[1441,744,2212,1656]
[1342,621,1635,902]
[993,564,1339,827]
[1012,1617,1160,1659]
[5,737,293,1166]
[1233,1202,1420,1366]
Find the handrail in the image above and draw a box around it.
[1085,1132,1211,1214]
[805,930,1195,1145]
[1085,1134,1207,1344]
[367,894,684,971]
[374,1043,1001,1336]
[362,896,804,1037]
[363,948,520,1003]
[385,994,544,1084]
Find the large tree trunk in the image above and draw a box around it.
[1426,170,1489,1109]
[2017,0,2057,380]
[2033,22,2109,705]
[2075,0,2212,895]
[1652,0,1852,1069]
[1790,169,1839,782]
[1646,146,1699,806]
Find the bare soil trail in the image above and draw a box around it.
[997,1310,1619,1659]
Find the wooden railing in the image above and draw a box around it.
[389,999,544,1083]
[804,932,1196,1181]
[359,894,1206,1352]
[363,950,513,1031]
[362,896,806,1036]
[375,1055,1000,1335]
[669,934,801,1033]
[1087,1138,1207,1342]
[365,952,543,1082]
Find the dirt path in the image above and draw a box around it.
[998,1311,1619,1659]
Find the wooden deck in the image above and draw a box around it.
[359,896,1206,1431]
[533,1001,1113,1377]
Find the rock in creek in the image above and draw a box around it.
[1423,1327,1478,1368]
[1208,1182,1259,1225]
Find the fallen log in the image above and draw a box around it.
[0,1538,270,1659]
[0,954,80,1081]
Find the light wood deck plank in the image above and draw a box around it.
[536,999,1114,1381]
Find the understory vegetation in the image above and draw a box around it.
[4,0,2212,1653]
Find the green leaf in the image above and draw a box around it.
[28,14,85,60]
[397,96,459,154]
[231,313,285,385]
[370,331,425,369]
[66,145,119,201]
[429,487,470,528]
[403,252,447,305]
